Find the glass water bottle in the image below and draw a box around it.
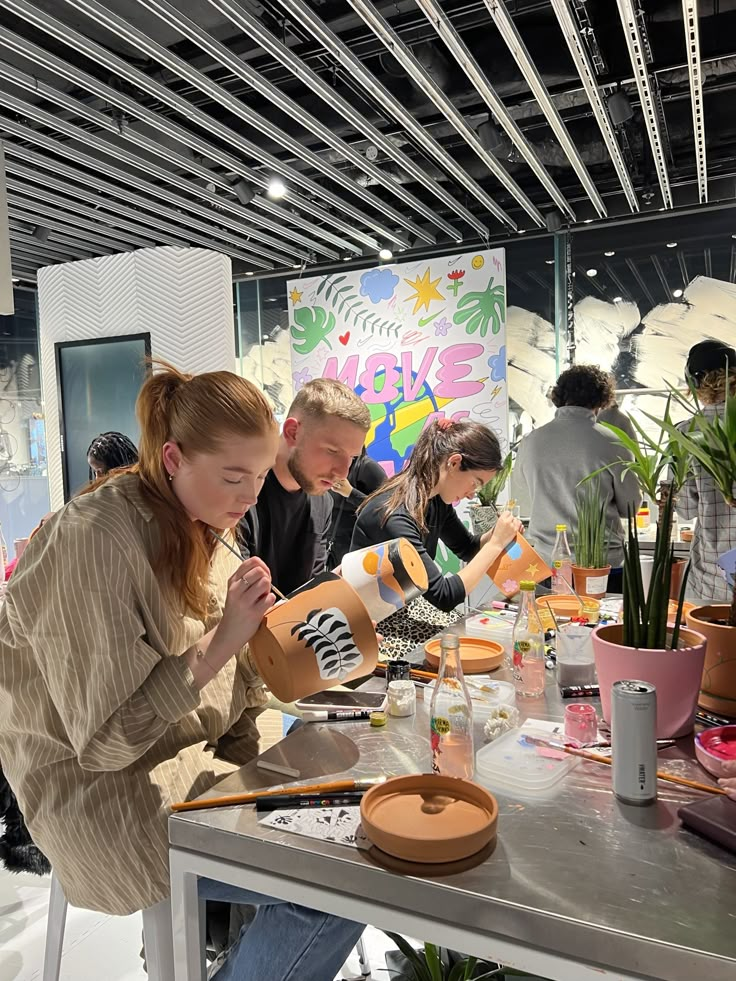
[430,633,474,779]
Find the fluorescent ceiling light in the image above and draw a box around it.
[267,177,287,200]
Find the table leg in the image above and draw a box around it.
[169,848,206,981]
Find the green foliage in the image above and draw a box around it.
[383,934,536,980]
[574,478,611,568]
[621,492,691,650]
[316,273,401,339]
[453,277,505,337]
[290,306,336,354]
[477,453,513,507]
[658,376,736,626]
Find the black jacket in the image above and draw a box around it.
[326,454,387,569]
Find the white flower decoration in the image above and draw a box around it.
[483,705,520,742]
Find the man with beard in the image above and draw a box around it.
[237,378,371,595]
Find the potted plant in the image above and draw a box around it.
[384,934,539,980]
[590,397,693,599]
[571,478,611,598]
[470,452,512,536]
[657,376,736,716]
[591,491,707,739]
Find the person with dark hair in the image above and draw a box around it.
[677,339,736,602]
[86,431,139,479]
[514,364,640,581]
[238,378,371,594]
[0,362,364,979]
[327,447,387,569]
[352,419,522,613]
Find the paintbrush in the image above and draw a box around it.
[527,735,726,796]
[210,529,287,601]
[171,776,386,813]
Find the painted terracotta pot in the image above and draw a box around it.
[340,537,428,624]
[250,572,379,703]
[686,606,736,717]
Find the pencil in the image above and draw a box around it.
[171,776,386,813]
[565,746,727,796]
[210,529,287,601]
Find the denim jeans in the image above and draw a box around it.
[198,878,364,981]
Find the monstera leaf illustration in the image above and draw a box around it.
[453,277,506,337]
[290,306,336,354]
[290,607,364,681]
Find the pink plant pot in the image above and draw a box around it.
[592,623,707,739]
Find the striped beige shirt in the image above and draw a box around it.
[0,473,267,915]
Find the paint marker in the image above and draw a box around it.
[256,792,364,812]
[491,600,518,611]
[302,710,372,723]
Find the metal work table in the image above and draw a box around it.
[169,620,736,981]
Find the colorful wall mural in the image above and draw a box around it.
[287,249,508,484]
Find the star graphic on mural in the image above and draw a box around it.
[289,287,303,305]
[525,563,539,576]
[404,268,444,316]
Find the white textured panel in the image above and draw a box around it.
[38,246,234,507]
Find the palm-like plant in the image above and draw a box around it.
[587,396,692,542]
[655,376,736,626]
[477,453,513,509]
[384,933,530,981]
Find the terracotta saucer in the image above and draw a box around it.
[424,637,504,674]
[360,773,498,864]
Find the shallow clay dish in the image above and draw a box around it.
[360,773,498,864]
[424,637,504,674]
[695,725,736,779]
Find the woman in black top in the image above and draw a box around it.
[352,419,521,612]
[327,448,387,569]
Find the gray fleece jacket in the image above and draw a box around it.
[514,406,641,567]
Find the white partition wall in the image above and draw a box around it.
[38,246,235,508]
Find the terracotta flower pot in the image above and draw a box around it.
[669,558,687,601]
[571,564,611,599]
[249,572,379,703]
[686,605,736,718]
[592,623,707,738]
[340,537,428,624]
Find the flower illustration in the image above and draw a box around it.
[360,267,399,303]
[488,345,507,382]
[501,578,518,596]
[292,368,313,390]
[447,268,465,297]
[513,650,523,669]
[434,316,452,336]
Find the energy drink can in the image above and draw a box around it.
[611,680,657,806]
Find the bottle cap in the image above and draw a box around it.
[519,580,536,591]
[555,524,567,532]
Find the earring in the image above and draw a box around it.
[167,472,173,482]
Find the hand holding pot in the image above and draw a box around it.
[214,557,275,656]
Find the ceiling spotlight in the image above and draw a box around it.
[11,277,19,283]
[607,90,634,126]
[342,255,351,262]
[266,177,287,200]
[586,268,598,277]
[613,296,623,303]
[477,117,504,153]
[667,242,678,248]
[245,271,254,277]
[545,259,554,265]
[583,219,594,225]
[378,248,393,261]
[517,229,526,235]
[32,225,50,243]
[604,250,616,257]
[455,238,463,245]
[545,212,562,233]
[233,180,255,206]
[673,288,684,298]
[292,263,301,269]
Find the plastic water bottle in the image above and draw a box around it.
[512,581,546,698]
[430,633,474,778]
[551,524,573,592]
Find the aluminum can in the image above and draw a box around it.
[611,680,657,806]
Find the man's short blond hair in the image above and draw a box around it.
[288,378,371,431]
[697,368,736,405]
